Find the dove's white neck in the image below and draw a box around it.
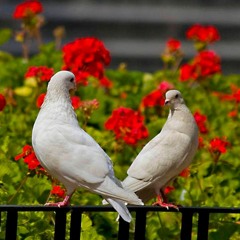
[40,88,77,124]
[43,86,70,104]
[169,103,190,117]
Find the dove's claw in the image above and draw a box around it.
[152,195,179,210]
[44,202,69,207]
[45,195,71,207]
[153,201,179,210]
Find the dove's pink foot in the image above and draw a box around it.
[45,195,71,207]
[153,195,179,210]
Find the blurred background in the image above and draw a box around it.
[1,0,240,74]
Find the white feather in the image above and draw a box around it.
[32,71,143,221]
[122,90,199,203]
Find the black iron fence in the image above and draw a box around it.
[1,205,240,240]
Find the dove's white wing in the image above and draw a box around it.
[33,117,142,204]
[123,110,198,195]
[32,71,143,223]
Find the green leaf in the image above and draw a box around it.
[0,28,12,45]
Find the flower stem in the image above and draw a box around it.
[8,173,29,204]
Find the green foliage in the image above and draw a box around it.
[1,22,240,239]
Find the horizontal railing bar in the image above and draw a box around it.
[0,205,239,214]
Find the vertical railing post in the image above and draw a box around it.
[197,212,209,240]
[5,209,18,240]
[54,209,67,240]
[70,208,82,240]
[134,210,147,240]
[118,217,130,240]
[180,211,193,240]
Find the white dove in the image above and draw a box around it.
[32,70,143,222]
[122,90,199,209]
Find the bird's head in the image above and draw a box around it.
[164,90,184,108]
[48,71,76,93]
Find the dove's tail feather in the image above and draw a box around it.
[122,176,152,193]
[105,198,132,223]
[97,176,144,205]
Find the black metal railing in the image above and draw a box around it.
[1,205,240,240]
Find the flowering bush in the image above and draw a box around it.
[0,1,240,239]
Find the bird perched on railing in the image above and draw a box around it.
[122,90,199,209]
[32,70,143,222]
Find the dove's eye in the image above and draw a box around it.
[175,94,179,99]
[70,78,74,83]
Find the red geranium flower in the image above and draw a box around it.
[228,110,238,118]
[105,107,149,145]
[194,111,208,134]
[179,50,221,81]
[99,76,113,88]
[71,96,82,109]
[158,81,174,91]
[36,93,46,108]
[142,90,165,108]
[213,85,240,107]
[80,99,99,111]
[198,136,205,149]
[62,37,111,85]
[194,50,221,77]
[209,137,229,154]
[142,81,174,108]
[166,38,181,52]
[25,66,54,81]
[0,94,6,111]
[186,24,220,43]
[13,0,43,19]
[179,168,190,178]
[164,186,175,195]
[15,145,41,170]
[179,63,196,82]
[51,185,66,198]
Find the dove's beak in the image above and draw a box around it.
[70,83,77,95]
[164,99,170,105]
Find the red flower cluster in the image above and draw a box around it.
[13,0,43,19]
[71,96,82,109]
[99,76,113,89]
[179,167,190,178]
[198,136,205,149]
[105,107,149,145]
[80,99,99,111]
[51,185,66,198]
[214,85,240,103]
[25,66,54,81]
[186,24,220,44]
[209,137,229,154]
[15,145,41,170]
[194,111,208,134]
[166,38,181,52]
[142,81,174,108]
[164,186,175,195]
[36,93,46,108]
[180,50,221,81]
[62,37,111,85]
[164,167,190,195]
[0,94,6,111]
